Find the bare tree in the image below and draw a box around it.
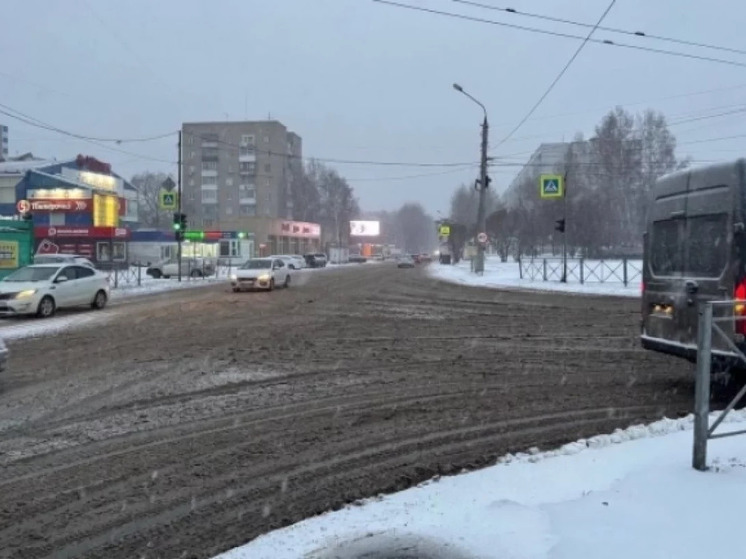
[393,203,436,254]
[131,171,171,228]
[449,183,497,235]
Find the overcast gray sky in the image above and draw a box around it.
[3,0,746,215]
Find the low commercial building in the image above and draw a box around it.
[8,155,138,267]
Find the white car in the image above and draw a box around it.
[230,258,291,291]
[146,257,215,279]
[33,254,96,268]
[269,254,306,270]
[0,264,110,318]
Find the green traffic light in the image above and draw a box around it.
[173,223,181,230]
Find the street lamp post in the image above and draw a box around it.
[453,83,489,275]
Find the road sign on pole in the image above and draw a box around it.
[477,231,488,244]
[539,174,564,199]
[439,224,451,237]
[160,190,178,210]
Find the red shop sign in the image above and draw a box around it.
[34,226,130,239]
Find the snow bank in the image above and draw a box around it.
[430,257,641,298]
[217,409,746,559]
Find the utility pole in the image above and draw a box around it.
[177,131,182,283]
[475,115,489,275]
[453,83,489,275]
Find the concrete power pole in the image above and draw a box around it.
[453,83,489,275]
[475,115,489,274]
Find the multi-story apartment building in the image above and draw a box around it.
[180,120,320,256]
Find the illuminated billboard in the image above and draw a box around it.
[350,220,380,237]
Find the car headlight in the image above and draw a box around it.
[230,274,237,281]
[14,289,37,299]
[258,274,270,282]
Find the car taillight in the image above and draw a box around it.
[735,280,746,335]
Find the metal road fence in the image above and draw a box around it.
[519,257,642,286]
[693,301,746,471]
[105,261,235,289]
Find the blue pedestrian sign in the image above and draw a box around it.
[539,174,564,199]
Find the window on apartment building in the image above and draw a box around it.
[225,177,233,187]
[263,136,269,143]
[202,147,219,158]
[202,161,217,171]
[188,165,195,174]
[225,207,233,216]
[190,151,196,159]
[241,134,255,145]
[202,190,217,202]
[240,205,256,216]
[239,162,256,174]
[239,185,256,199]
[239,146,255,157]
[203,218,215,228]
[201,133,218,143]
[187,135,193,145]
[188,179,195,187]
[264,163,271,173]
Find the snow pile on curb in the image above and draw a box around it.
[217,408,746,559]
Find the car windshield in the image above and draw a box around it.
[241,259,272,270]
[3,266,60,282]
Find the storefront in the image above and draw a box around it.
[13,155,138,267]
[254,219,321,256]
[129,229,254,266]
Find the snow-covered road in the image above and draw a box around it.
[218,410,746,559]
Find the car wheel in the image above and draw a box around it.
[284,274,291,288]
[269,278,275,291]
[190,269,202,278]
[91,290,107,310]
[150,269,162,279]
[36,296,56,318]
[232,287,240,293]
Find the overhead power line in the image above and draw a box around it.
[0,102,176,143]
[372,1,746,69]
[493,0,617,150]
[451,0,746,57]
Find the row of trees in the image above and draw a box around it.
[450,107,689,260]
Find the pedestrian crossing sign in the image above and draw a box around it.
[159,190,178,210]
[539,174,564,199]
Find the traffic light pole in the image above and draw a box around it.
[177,131,183,283]
[561,172,568,283]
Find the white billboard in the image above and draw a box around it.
[350,220,380,237]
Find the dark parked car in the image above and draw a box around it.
[641,158,746,367]
[304,253,328,268]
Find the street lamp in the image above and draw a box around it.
[452,83,489,275]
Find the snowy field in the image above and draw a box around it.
[217,410,746,559]
[430,257,642,298]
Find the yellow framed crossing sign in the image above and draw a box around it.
[539,174,564,199]
[159,189,178,210]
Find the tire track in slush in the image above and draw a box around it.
[12,405,658,559]
[0,263,691,558]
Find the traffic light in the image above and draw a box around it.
[555,218,566,233]
[173,212,187,241]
